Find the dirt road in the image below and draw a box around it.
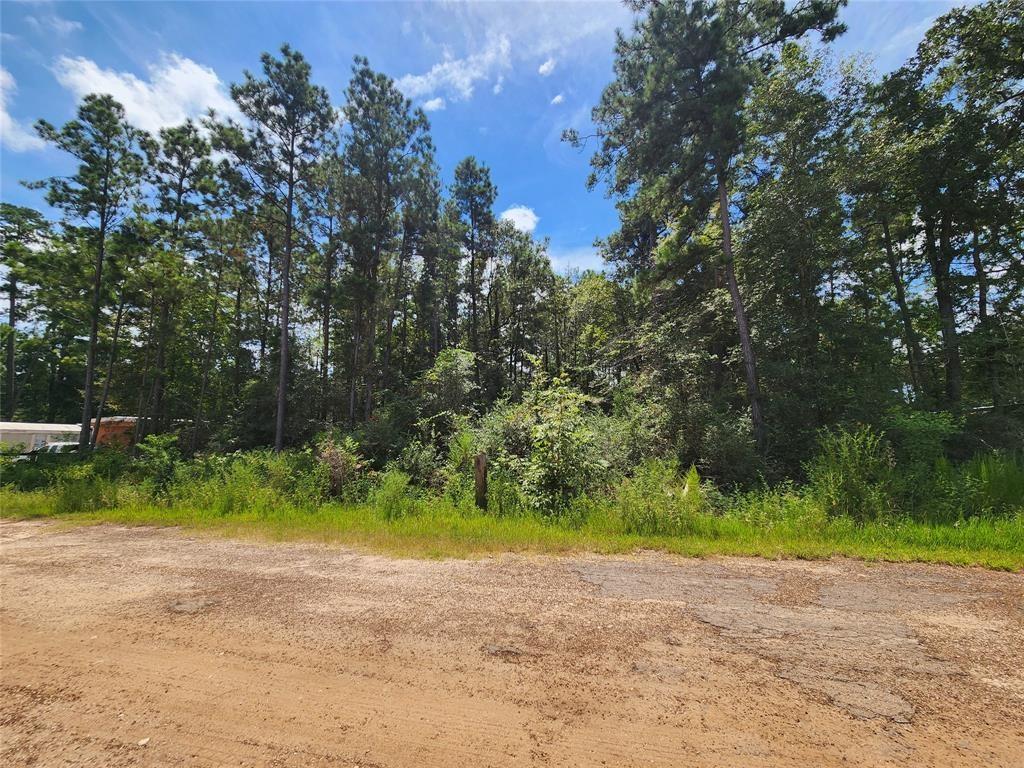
[1,520,1022,767]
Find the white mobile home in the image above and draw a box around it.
[0,422,80,452]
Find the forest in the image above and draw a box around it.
[2,0,1023,565]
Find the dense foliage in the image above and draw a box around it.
[2,1,1022,538]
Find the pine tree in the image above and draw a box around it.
[33,94,145,448]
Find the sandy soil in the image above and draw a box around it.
[1,520,1022,767]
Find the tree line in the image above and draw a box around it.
[2,0,1022,482]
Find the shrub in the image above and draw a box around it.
[475,399,533,466]
[807,425,896,522]
[728,482,823,527]
[673,400,762,488]
[52,463,118,514]
[882,407,958,467]
[196,459,282,517]
[0,453,68,491]
[960,452,1024,518]
[316,435,367,500]
[447,428,476,475]
[394,439,443,489]
[416,349,478,449]
[589,388,670,481]
[168,448,327,515]
[880,408,959,518]
[618,460,710,535]
[371,469,417,521]
[486,465,529,517]
[134,434,181,494]
[89,447,131,481]
[522,378,601,516]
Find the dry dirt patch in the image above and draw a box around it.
[1,520,1021,767]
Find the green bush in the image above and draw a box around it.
[372,469,417,521]
[52,463,118,514]
[882,407,958,467]
[394,439,442,489]
[191,460,280,517]
[447,428,476,475]
[415,349,479,449]
[673,400,762,488]
[486,465,529,517]
[134,434,182,494]
[316,435,368,500]
[618,460,710,535]
[522,377,600,516]
[166,448,327,516]
[807,425,896,522]
[960,452,1024,518]
[728,482,823,527]
[0,453,69,491]
[475,399,533,465]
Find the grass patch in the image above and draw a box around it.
[3,486,1021,570]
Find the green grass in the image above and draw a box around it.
[3,486,1021,571]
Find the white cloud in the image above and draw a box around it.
[550,93,564,105]
[538,57,556,77]
[492,76,504,95]
[500,205,539,234]
[0,67,45,152]
[52,53,240,134]
[25,12,83,37]
[422,96,445,112]
[396,33,511,101]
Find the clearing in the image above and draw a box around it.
[1,519,1022,767]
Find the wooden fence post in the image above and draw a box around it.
[474,452,488,511]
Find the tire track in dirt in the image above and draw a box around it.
[2,521,1022,767]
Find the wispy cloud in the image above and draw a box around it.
[500,204,539,234]
[538,57,556,77]
[25,11,83,37]
[882,15,937,54]
[0,67,45,152]
[52,53,240,134]
[422,96,445,112]
[396,33,511,101]
[550,93,564,106]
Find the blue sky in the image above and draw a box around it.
[1,0,966,273]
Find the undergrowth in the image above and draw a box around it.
[2,427,1022,571]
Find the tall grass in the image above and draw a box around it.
[3,482,1021,572]
[3,432,1022,571]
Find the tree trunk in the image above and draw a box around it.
[971,228,999,405]
[79,221,108,450]
[259,233,275,371]
[133,296,157,449]
[234,270,244,398]
[882,218,927,401]
[275,156,296,453]
[927,213,962,408]
[363,298,378,420]
[469,215,480,386]
[6,275,17,419]
[192,258,225,453]
[348,299,362,428]
[147,300,170,435]
[320,245,335,422]
[90,287,127,449]
[382,222,411,384]
[717,171,765,451]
